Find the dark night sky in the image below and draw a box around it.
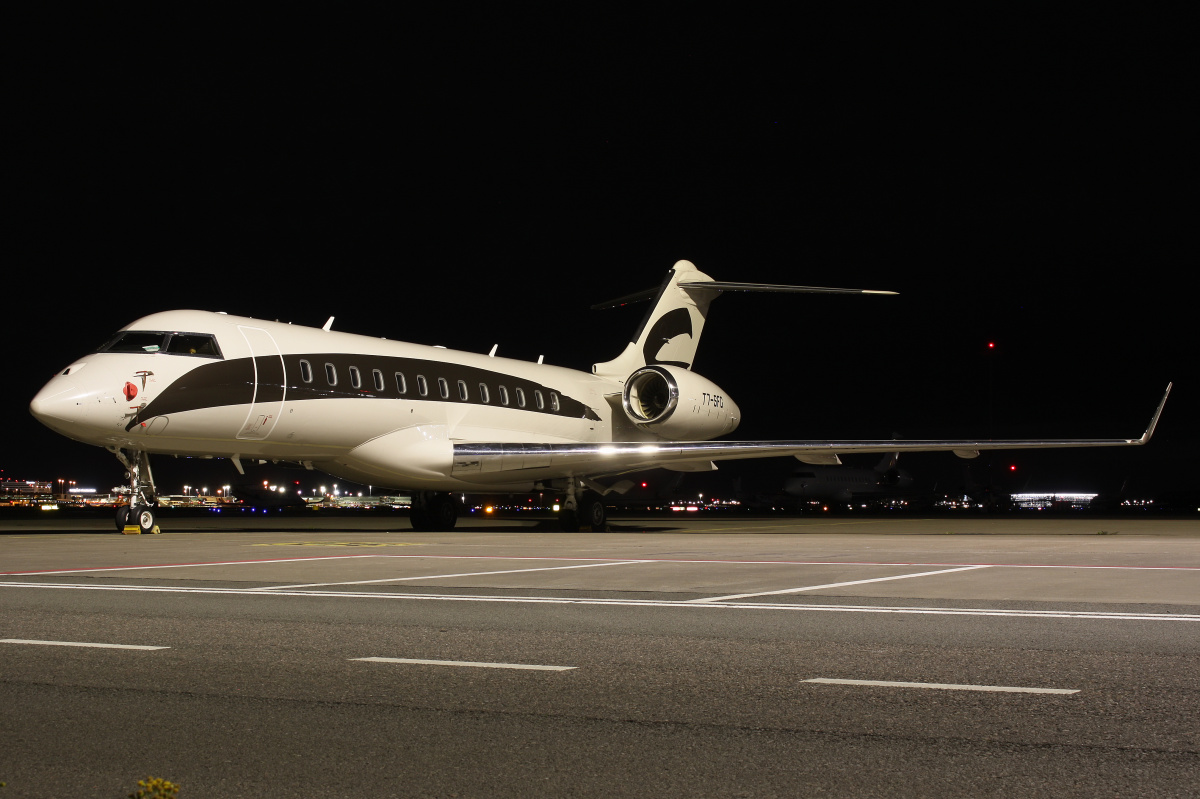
[6,23,1193,501]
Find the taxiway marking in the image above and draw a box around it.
[250,542,426,547]
[351,657,575,671]
[1,638,168,650]
[803,678,1079,694]
[689,565,993,603]
[249,559,649,590]
[2,582,1197,621]
[4,555,1197,577]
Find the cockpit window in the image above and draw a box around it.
[97,331,223,359]
[164,333,221,357]
[99,331,166,353]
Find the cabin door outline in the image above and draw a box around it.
[236,325,286,440]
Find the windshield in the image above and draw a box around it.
[96,331,223,358]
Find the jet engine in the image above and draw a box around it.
[622,365,740,440]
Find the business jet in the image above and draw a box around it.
[29,260,1170,533]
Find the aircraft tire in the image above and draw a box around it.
[578,491,606,530]
[134,506,156,533]
[410,492,458,531]
[429,493,459,531]
[115,506,129,531]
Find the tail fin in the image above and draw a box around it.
[592,260,719,380]
[590,259,898,381]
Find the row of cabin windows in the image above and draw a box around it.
[296,359,561,411]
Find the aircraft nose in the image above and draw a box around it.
[29,393,48,421]
[30,380,76,425]
[31,360,131,447]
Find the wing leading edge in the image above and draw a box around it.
[452,384,1171,480]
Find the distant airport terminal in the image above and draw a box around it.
[0,477,1185,516]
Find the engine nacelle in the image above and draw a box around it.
[622,365,741,440]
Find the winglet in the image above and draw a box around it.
[1138,383,1172,444]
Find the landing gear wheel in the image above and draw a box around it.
[409,492,459,532]
[429,493,459,531]
[135,506,157,533]
[578,491,607,530]
[115,505,130,531]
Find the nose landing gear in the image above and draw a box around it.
[111,447,160,533]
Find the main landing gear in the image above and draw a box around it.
[110,447,160,533]
[409,491,460,532]
[556,481,607,532]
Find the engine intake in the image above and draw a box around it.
[622,365,740,440]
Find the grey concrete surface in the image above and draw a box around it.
[2,515,1197,797]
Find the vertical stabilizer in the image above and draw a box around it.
[592,260,719,380]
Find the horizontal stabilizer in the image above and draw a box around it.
[680,281,897,295]
[590,288,660,310]
[592,280,897,309]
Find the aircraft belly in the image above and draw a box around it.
[322,423,531,492]
[320,401,598,491]
[448,403,601,442]
[316,462,534,493]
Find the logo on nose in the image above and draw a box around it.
[123,382,138,401]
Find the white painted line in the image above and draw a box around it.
[1,638,169,650]
[5,555,1197,577]
[689,565,993,603]
[803,678,1079,694]
[3,581,1198,621]
[251,559,648,590]
[296,553,1200,570]
[351,657,575,671]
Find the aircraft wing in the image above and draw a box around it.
[452,384,1171,480]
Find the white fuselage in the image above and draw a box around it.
[30,310,646,492]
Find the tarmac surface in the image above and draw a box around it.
[2,512,1198,797]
